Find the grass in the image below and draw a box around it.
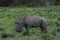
[0,6,60,40]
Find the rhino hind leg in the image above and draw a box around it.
[40,21,48,39]
[40,21,47,34]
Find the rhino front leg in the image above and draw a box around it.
[23,24,31,36]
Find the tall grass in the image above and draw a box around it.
[0,6,60,40]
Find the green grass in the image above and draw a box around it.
[0,6,60,40]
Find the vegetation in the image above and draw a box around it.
[0,6,60,40]
[0,0,60,6]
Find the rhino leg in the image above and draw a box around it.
[23,24,31,36]
[40,21,47,34]
[40,21,48,39]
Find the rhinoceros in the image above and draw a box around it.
[16,16,47,35]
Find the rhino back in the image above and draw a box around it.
[24,16,43,26]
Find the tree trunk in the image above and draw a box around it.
[44,0,50,6]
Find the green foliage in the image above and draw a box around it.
[0,6,60,40]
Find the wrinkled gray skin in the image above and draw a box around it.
[16,16,47,35]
